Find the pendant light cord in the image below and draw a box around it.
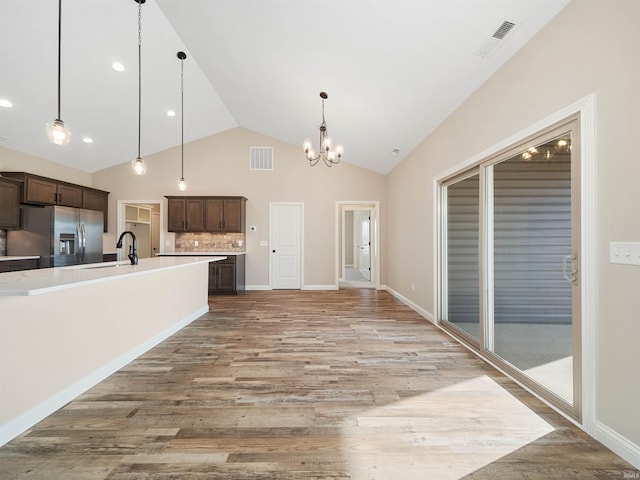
[56,0,62,121]
[180,57,184,178]
[137,0,142,159]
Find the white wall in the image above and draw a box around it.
[385,0,640,463]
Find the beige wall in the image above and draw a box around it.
[386,0,640,450]
[0,146,93,187]
[92,128,387,287]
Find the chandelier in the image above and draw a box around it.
[303,92,343,167]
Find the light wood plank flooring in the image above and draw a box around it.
[1,290,636,479]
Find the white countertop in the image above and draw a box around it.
[0,256,40,262]
[0,256,225,297]
[157,252,246,256]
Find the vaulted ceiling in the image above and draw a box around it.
[0,0,570,175]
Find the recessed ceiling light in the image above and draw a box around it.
[0,99,13,108]
[112,62,125,72]
[82,137,94,144]
[167,110,176,117]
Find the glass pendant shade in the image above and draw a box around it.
[178,177,187,191]
[46,119,71,146]
[131,157,147,175]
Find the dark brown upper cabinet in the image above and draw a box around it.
[167,196,246,233]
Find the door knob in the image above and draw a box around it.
[272,250,276,253]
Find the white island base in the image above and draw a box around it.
[0,256,221,446]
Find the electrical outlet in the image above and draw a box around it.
[194,240,199,247]
[411,282,415,292]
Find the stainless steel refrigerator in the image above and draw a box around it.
[7,205,104,267]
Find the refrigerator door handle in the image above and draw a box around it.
[76,224,82,263]
[81,223,87,262]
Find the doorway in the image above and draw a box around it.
[117,200,163,260]
[337,202,379,289]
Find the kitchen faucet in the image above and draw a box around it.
[116,231,138,265]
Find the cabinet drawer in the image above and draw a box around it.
[0,258,39,273]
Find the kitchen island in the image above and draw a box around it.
[0,256,224,445]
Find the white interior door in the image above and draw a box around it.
[358,213,371,280]
[270,203,302,289]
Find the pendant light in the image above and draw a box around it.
[131,0,146,175]
[46,0,71,146]
[177,51,187,191]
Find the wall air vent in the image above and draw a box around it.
[475,19,520,59]
[250,147,273,170]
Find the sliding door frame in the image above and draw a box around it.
[433,94,597,433]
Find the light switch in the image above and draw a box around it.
[610,242,640,266]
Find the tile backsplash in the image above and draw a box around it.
[175,232,246,252]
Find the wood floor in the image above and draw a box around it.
[0,290,636,479]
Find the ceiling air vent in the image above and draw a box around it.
[475,19,520,59]
[250,147,273,170]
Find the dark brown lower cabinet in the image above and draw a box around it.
[0,258,39,273]
[208,255,245,295]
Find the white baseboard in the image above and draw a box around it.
[596,421,640,469]
[302,284,339,291]
[245,285,340,291]
[382,285,435,323]
[0,305,208,447]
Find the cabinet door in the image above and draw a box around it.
[204,198,223,232]
[216,262,237,292]
[167,198,186,232]
[25,176,58,204]
[185,199,204,232]
[83,189,109,232]
[0,178,20,229]
[222,198,244,232]
[57,183,83,207]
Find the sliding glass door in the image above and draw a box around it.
[442,171,480,343]
[440,116,581,419]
